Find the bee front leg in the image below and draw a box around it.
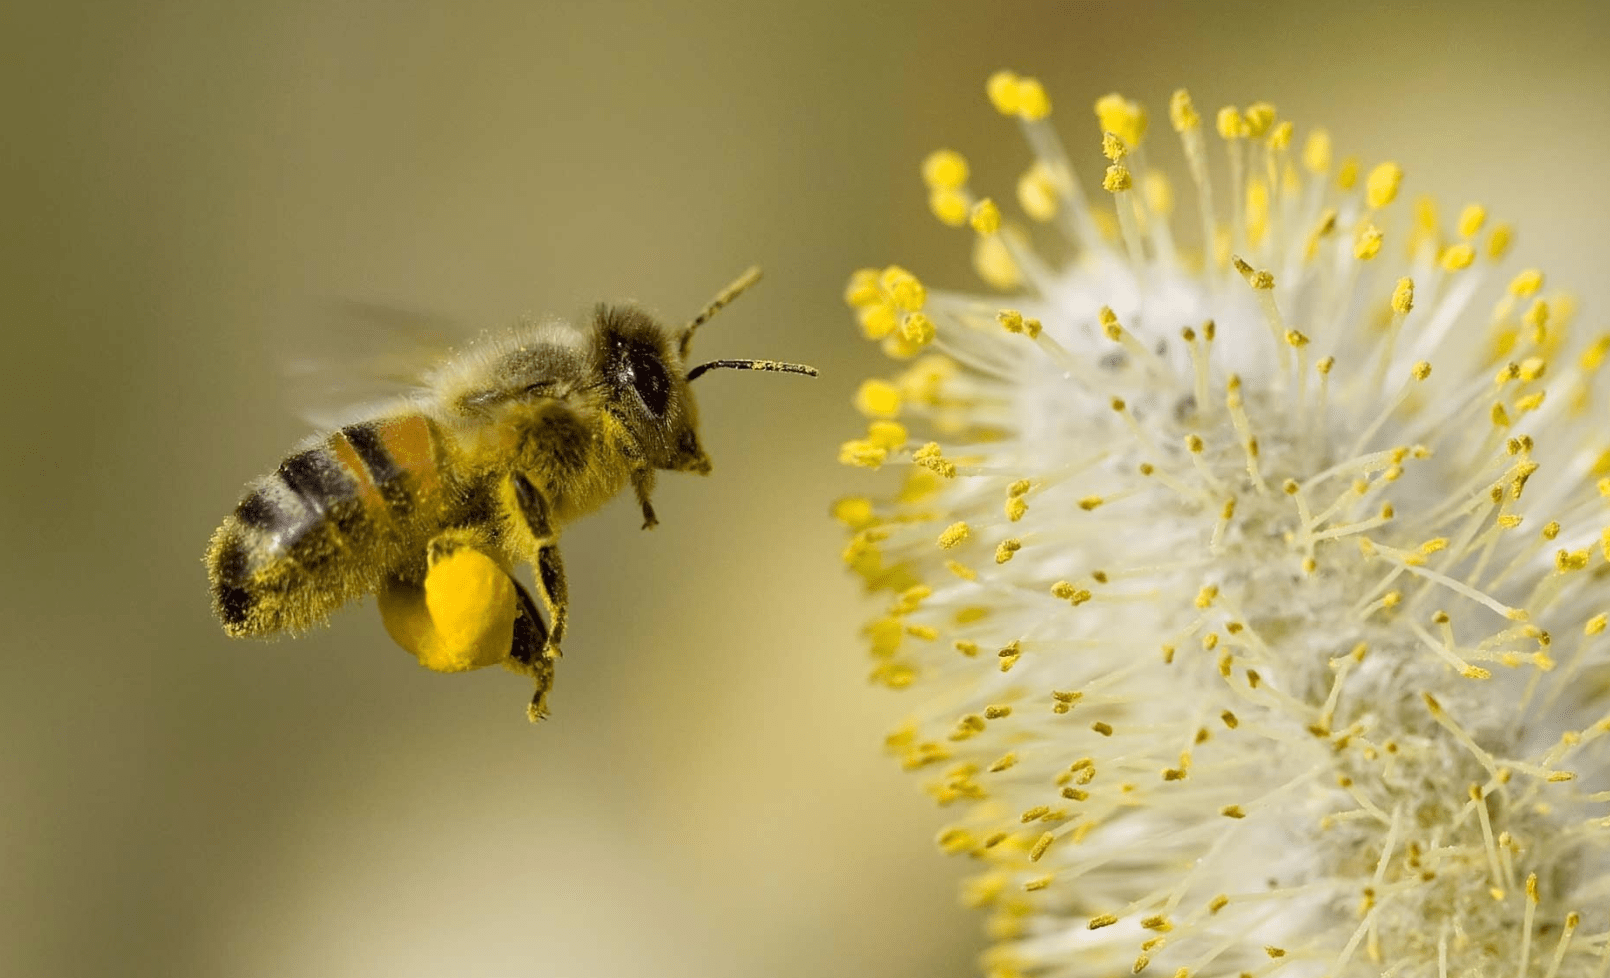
[506,473,568,659]
[632,468,659,530]
[507,576,556,722]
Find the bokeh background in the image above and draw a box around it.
[4,2,1608,976]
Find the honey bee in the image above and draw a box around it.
[206,267,815,720]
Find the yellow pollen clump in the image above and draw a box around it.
[1458,203,1487,238]
[921,149,970,190]
[1366,161,1403,209]
[912,442,958,479]
[1103,163,1133,193]
[1393,278,1415,313]
[1101,131,1128,162]
[995,539,1022,564]
[937,521,970,549]
[854,379,902,418]
[987,70,1050,120]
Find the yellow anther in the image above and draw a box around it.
[866,420,908,450]
[1015,77,1051,121]
[1216,106,1247,139]
[1195,584,1219,608]
[1143,171,1174,218]
[1392,278,1415,314]
[1284,329,1309,349]
[1510,269,1545,297]
[1267,120,1293,151]
[1099,305,1121,338]
[1245,177,1269,244]
[1005,496,1028,522]
[1017,161,1059,221]
[995,539,1022,564]
[900,312,935,346]
[937,521,970,549]
[998,309,1025,333]
[1524,299,1550,333]
[974,234,1022,290]
[1101,131,1128,162]
[1440,243,1476,271]
[854,379,902,418]
[1518,356,1547,381]
[880,265,926,311]
[844,268,882,308]
[1412,361,1432,381]
[929,188,969,227]
[970,198,1002,235]
[984,704,1012,720]
[1103,163,1133,193]
[986,70,1021,115]
[1338,156,1360,191]
[1586,614,1607,636]
[1078,495,1104,511]
[1354,223,1383,261]
[1303,128,1332,173]
[988,751,1018,772]
[1366,161,1403,209]
[830,496,876,529]
[1186,434,1205,453]
[1488,222,1514,259]
[1317,356,1334,375]
[838,439,886,469]
[857,302,897,340]
[1091,721,1113,736]
[1458,203,1487,238]
[921,149,970,190]
[1029,831,1055,862]
[1169,89,1199,131]
[1095,92,1147,148]
[1243,102,1277,138]
[1221,805,1246,819]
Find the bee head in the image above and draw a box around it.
[597,267,817,476]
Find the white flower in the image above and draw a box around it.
[838,72,1610,977]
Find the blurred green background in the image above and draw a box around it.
[3,2,1607,976]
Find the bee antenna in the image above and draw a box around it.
[686,358,819,382]
[678,266,764,359]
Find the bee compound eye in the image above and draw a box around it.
[625,343,671,417]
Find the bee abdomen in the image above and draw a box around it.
[208,415,445,636]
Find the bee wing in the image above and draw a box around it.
[284,300,469,430]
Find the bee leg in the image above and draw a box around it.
[507,576,556,722]
[509,472,568,659]
[632,468,659,530]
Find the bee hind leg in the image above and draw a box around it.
[506,473,569,659]
[507,577,557,722]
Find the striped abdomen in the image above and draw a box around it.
[207,414,449,637]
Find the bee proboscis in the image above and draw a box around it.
[205,267,816,720]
